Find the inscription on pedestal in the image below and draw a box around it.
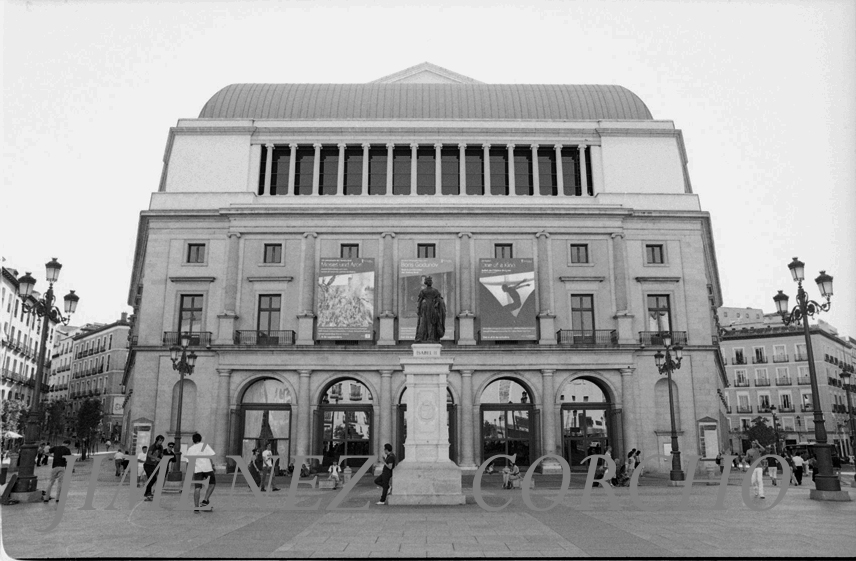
[412,345,441,357]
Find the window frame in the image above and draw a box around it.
[340,244,360,259]
[644,243,667,266]
[257,294,283,333]
[177,293,205,334]
[417,243,436,259]
[568,243,591,265]
[185,242,207,265]
[494,243,513,259]
[262,243,284,265]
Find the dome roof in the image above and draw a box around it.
[198,83,653,121]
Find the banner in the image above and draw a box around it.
[398,259,455,340]
[316,258,375,340]
[477,258,537,340]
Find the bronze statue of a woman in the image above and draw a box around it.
[415,276,446,343]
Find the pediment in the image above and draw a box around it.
[372,62,482,84]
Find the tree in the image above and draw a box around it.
[744,416,776,449]
[76,398,103,460]
[46,399,69,444]
[1,398,28,455]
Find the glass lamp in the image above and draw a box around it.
[815,270,833,298]
[45,258,62,283]
[773,290,789,315]
[788,257,805,282]
[180,331,192,348]
[63,290,79,315]
[16,272,36,299]
[654,351,664,368]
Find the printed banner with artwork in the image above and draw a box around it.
[398,259,455,340]
[477,258,537,340]
[316,258,375,340]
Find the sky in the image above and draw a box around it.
[2,0,855,339]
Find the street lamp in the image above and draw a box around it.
[12,259,79,496]
[169,328,197,475]
[773,257,849,500]
[841,368,855,478]
[653,331,684,482]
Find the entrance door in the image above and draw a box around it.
[317,379,373,469]
[559,377,612,471]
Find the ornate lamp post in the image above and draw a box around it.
[773,257,849,500]
[13,259,79,495]
[169,330,197,475]
[654,331,684,482]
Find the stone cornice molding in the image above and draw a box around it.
[216,368,232,376]
[458,232,473,239]
[246,276,293,283]
[635,276,681,283]
[169,276,216,283]
[380,232,396,239]
[535,230,550,239]
[227,232,242,239]
[610,232,625,240]
[559,276,605,283]
[303,232,318,239]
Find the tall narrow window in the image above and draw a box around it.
[258,145,268,195]
[392,147,411,195]
[440,147,459,195]
[293,146,314,196]
[178,295,203,334]
[271,147,291,196]
[488,148,508,195]
[319,146,339,196]
[465,147,484,195]
[417,244,436,258]
[570,244,589,264]
[537,147,558,196]
[570,294,595,333]
[416,146,435,195]
[186,244,205,264]
[368,146,387,195]
[513,145,533,196]
[263,244,283,264]
[645,244,665,264]
[340,244,359,258]
[494,244,513,259]
[257,295,282,334]
[560,147,580,196]
[646,295,671,333]
[344,146,363,196]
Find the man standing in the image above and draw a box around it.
[792,453,805,485]
[136,446,148,486]
[374,443,396,505]
[162,442,176,472]
[186,432,216,512]
[43,439,72,502]
[745,441,766,499]
[260,442,280,492]
[113,447,126,477]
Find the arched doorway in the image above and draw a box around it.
[397,387,457,464]
[316,378,373,468]
[239,378,292,471]
[480,377,537,466]
[560,377,613,470]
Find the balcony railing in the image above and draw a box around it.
[234,330,297,346]
[732,357,747,365]
[755,379,771,387]
[797,376,811,385]
[163,332,212,347]
[772,354,789,363]
[734,379,750,387]
[778,405,795,412]
[795,353,808,361]
[752,356,768,364]
[736,405,753,413]
[801,404,813,412]
[776,377,792,386]
[557,329,618,346]
[638,331,687,346]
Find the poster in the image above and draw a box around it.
[316,258,375,340]
[477,258,537,340]
[111,399,124,416]
[398,258,455,340]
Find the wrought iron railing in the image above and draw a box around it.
[755,379,771,387]
[797,376,811,385]
[732,357,747,365]
[162,332,212,347]
[752,356,768,364]
[556,329,618,346]
[233,330,296,346]
[638,331,687,346]
[772,354,789,363]
[736,405,753,413]
[776,377,792,386]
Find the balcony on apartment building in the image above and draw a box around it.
[558,329,619,346]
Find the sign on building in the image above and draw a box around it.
[477,258,537,340]
[316,258,376,340]
[398,258,455,340]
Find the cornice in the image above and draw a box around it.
[634,276,681,283]
[168,276,216,283]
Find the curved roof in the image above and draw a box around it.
[199,84,653,121]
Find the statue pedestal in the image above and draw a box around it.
[387,345,466,506]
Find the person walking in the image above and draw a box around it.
[260,442,280,492]
[113,447,126,477]
[328,460,342,490]
[143,435,164,500]
[43,439,72,503]
[105,439,112,452]
[186,433,216,512]
[745,441,766,499]
[715,451,724,475]
[374,443,396,505]
[768,455,779,487]
[791,453,805,485]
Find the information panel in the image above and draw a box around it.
[477,258,537,340]
[316,258,376,340]
[398,258,455,340]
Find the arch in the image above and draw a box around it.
[314,374,378,407]
[654,378,681,432]
[320,377,373,405]
[474,373,538,405]
[481,377,534,405]
[170,378,197,433]
[234,376,293,474]
[555,372,618,405]
[558,375,613,404]
[558,374,619,470]
[316,376,375,468]
[231,373,297,408]
[241,377,292,404]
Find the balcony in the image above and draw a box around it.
[758,406,773,413]
[776,377,792,386]
[734,379,750,387]
[797,376,811,385]
[752,356,768,364]
[795,353,808,361]
[639,331,687,346]
[778,405,795,413]
[801,404,813,412]
[772,354,789,363]
[724,406,732,414]
[736,405,753,413]
[163,332,212,347]
[754,379,771,387]
[234,330,297,346]
[557,329,618,346]
[732,357,747,365]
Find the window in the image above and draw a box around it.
[293,146,314,195]
[733,348,746,364]
[570,295,595,332]
[257,295,282,333]
[537,147,558,196]
[186,244,206,264]
[645,244,665,264]
[646,295,671,332]
[780,393,792,409]
[570,244,589,264]
[440,147,459,195]
[795,343,807,360]
[343,146,363,196]
[464,147,484,195]
[392,146,411,195]
[417,244,436,259]
[319,146,339,196]
[263,244,283,264]
[269,146,291,196]
[368,146,387,195]
[178,294,203,333]
[340,244,359,259]
[494,244,513,259]
[758,394,771,410]
[753,347,766,363]
[755,368,769,384]
[416,146,436,195]
[488,147,509,195]
[512,145,533,196]
[560,147,580,196]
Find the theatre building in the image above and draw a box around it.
[125,63,727,475]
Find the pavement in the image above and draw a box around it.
[1,453,855,559]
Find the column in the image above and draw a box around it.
[458,143,467,196]
[578,144,588,196]
[216,232,241,344]
[555,144,564,196]
[296,232,317,345]
[385,143,394,196]
[457,232,476,345]
[482,143,491,196]
[507,143,516,196]
[337,143,346,196]
[410,142,418,196]
[287,143,297,196]
[380,370,393,454]
[459,370,475,468]
[263,144,274,196]
[361,143,370,196]
[296,370,312,456]
[590,145,603,195]
[312,143,321,196]
[214,368,232,470]
[540,369,561,472]
[536,231,556,345]
[531,144,540,196]
[611,232,635,344]
[378,232,396,345]
[620,368,637,452]
[434,143,443,196]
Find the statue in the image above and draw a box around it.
[415,276,446,343]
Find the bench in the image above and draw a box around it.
[511,478,534,489]
[318,479,338,490]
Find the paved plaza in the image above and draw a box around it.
[2,454,855,559]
